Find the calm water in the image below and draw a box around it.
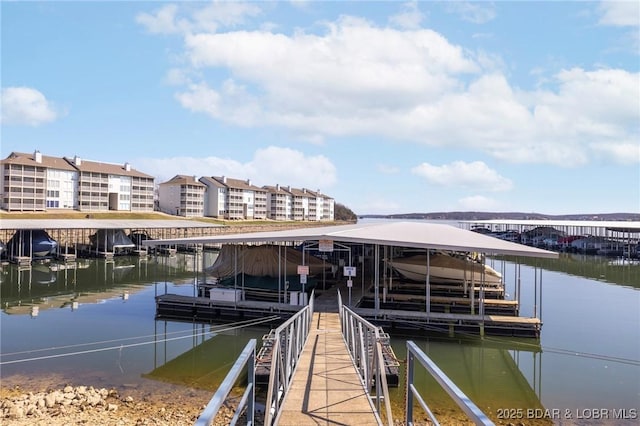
[1,248,639,424]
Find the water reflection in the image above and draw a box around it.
[0,252,219,315]
[144,321,266,391]
[386,335,546,422]
[495,253,640,289]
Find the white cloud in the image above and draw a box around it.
[136,4,182,34]
[458,195,501,211]
[136,1,262,35]
[389,1,425,30]
[1,87,59,126]
[590,142,640,164]
[446,2,496,24]
[598,1,640,27]
[139,6,639,167]
[411,161,513,192]
[136,146,337,189]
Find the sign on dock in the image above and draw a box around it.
[343,266,356,277]
[318,239,334,252]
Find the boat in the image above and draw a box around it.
[128,230,154,248]
[207,244,332,278]
[5,229,58,258]
[387,251,503,286]
[206,244,334,291]
[89,229,135,253]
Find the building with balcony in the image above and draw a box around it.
[66,156,155,212]
[263,184,293,221]
[158,175,205,217]
[199,176,267,220]
[302,188,334,221]
[1,151,154,212]
[1,151,77,211]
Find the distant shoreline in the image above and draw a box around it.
[359,212,640,221]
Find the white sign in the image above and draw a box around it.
[343,266,357,277]
[300,274,307,284]
[297,265,309,275]
[347,279,353,288]
[319,239,334,252]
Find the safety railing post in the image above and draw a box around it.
[405,340,495,426]
[264,291,315,425]
[195,339,256,426]
[339,293,394,426]
[406,350,414,423]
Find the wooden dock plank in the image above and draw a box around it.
[276,312,380,426]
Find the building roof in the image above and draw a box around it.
[302,188,332,199]
[141,221,559,258]
[1,151,77,171]
[285,187,310,197]
[62,156,153,178]
[160,175,206,186]
[262,185,290,195]
[204,176,266,192]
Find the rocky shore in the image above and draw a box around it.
[0,383,263,426]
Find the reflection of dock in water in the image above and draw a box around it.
[143,325,265,391]
[0,254,212,315]
[392,336,547,419]
[495,253,640,288]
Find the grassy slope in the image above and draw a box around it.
[0,211,349,227]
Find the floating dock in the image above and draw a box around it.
[155,293,300,324]
[354,307,541,338]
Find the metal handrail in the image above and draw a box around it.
[338,291,394,426]
[264,290,315,425]
[406,340,495,426]
[194,339,256,426]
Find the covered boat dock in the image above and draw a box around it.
[144,221,557,338]
[0,218,224,262]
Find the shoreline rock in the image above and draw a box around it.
[0,384,260,426]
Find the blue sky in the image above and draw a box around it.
[1,1,639,215]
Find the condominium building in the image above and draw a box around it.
[283,186,311,221]
[158,175,205,217]
[66,156,155,212]
[312,189,335,221]
[2,150,335,221]
[284,187,335,222]
[199,176,267,220]
[263,184,293,221]
[0,151,154,212]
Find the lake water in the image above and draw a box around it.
[1,247,639,425]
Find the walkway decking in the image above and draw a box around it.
[276,312,380,426]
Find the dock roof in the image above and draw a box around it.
[461,219,640,233]
[141,221,559,258]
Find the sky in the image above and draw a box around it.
[1,1,639,216]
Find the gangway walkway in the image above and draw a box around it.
[275,311,381,425]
